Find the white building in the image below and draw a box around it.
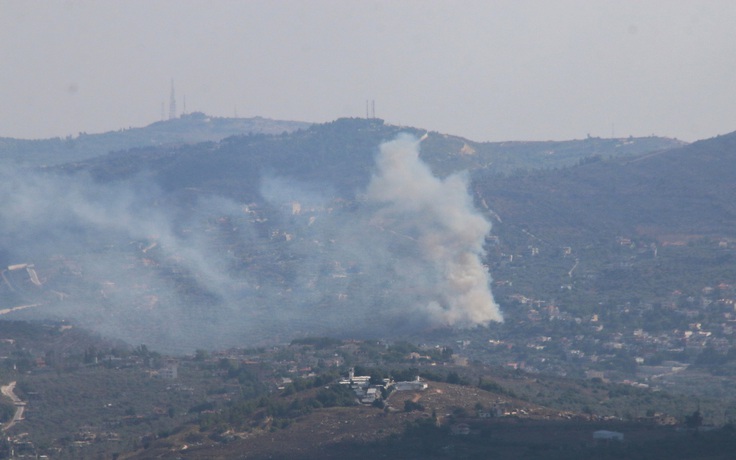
[593,430,624,441]
[339,368,371,386]
[158,363,178,379]
[395,376,428,391]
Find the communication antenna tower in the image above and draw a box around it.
[168,79,177,120]
[366,99,376,119]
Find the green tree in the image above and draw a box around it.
[685,410,703,430]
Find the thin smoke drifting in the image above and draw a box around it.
[0,133,502,352]
[365,134,503,326]
[0,167,249,352]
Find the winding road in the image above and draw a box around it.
[1,381,25,431]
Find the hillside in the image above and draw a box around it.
[421,133,685,177]
[0,329,730,459]
[0,112,311,166]
[0,111,734,459]
[125,372,734,460]
[123,382,601,460]
[0,118,689,350]
[477,131,736,244]
[62,118,684,192]
[0,117,722,353]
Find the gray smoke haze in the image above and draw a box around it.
[0,134,501,352]
[0,167,252,352]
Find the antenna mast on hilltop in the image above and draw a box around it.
[366,99,376,119]
[168,79,177,120]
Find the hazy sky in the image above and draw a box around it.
[2,0,736,142]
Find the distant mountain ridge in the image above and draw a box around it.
[476,130,736,243]
[0,112,311,166]
[61,117,685,193]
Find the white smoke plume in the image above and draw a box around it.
[365,134,503,326]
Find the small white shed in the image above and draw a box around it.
[593,430,624,441]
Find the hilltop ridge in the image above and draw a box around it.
[0,112,311,166]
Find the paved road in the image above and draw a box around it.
[1,381,25,431]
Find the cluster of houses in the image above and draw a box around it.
[477,276,736,387]
[338,368,428,405]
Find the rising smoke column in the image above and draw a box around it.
[365,134,503,326]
